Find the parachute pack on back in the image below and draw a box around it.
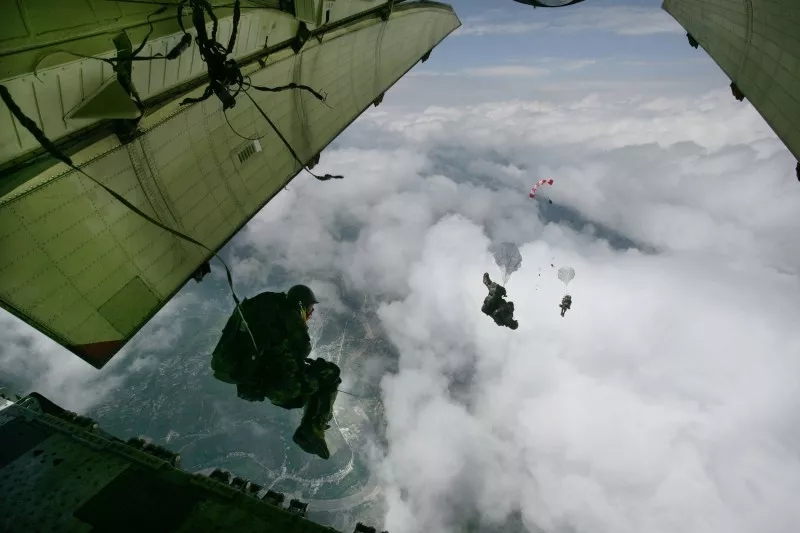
[211,292,300,384]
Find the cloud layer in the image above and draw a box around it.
[229,82,799,532]
[0,289,198,412]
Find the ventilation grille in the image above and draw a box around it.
[232,140,262,170]
[237,144,257,164]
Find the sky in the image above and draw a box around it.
[3,0,800,532]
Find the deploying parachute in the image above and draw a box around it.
[491,242,523,286]
[529,179,554,199]
[557,266,575,290]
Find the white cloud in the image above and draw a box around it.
[463,66,551,77]
[561,59,597,71]
[377,226,800,533]
[410,64,552,78]
[0,288,201,412]
[456,21,547,37]
[0,314,127,413]
[407,70,460,77]
[361,92,798,267]
[554,6,685,36]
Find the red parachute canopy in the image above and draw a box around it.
[529,179,554,199]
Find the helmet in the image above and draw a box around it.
[287,285,318,310]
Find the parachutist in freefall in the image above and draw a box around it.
[481,273,518,330]
[560,294,572,317]
[210,285,341,460]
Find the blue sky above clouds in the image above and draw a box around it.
[3,2,800,533]
[392,0,726,106]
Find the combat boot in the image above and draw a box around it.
[292,368,341,460]
[293,424,329,459]
[293,397,330,459]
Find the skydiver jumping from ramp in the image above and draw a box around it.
[481,273,518,330]
[210,285,341,460]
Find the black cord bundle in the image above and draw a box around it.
[173,0,343,181]
[177,0,243,109]
[31,0,340,181]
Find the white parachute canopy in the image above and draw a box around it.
[557,266,575,291]
[491,242,523,286]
